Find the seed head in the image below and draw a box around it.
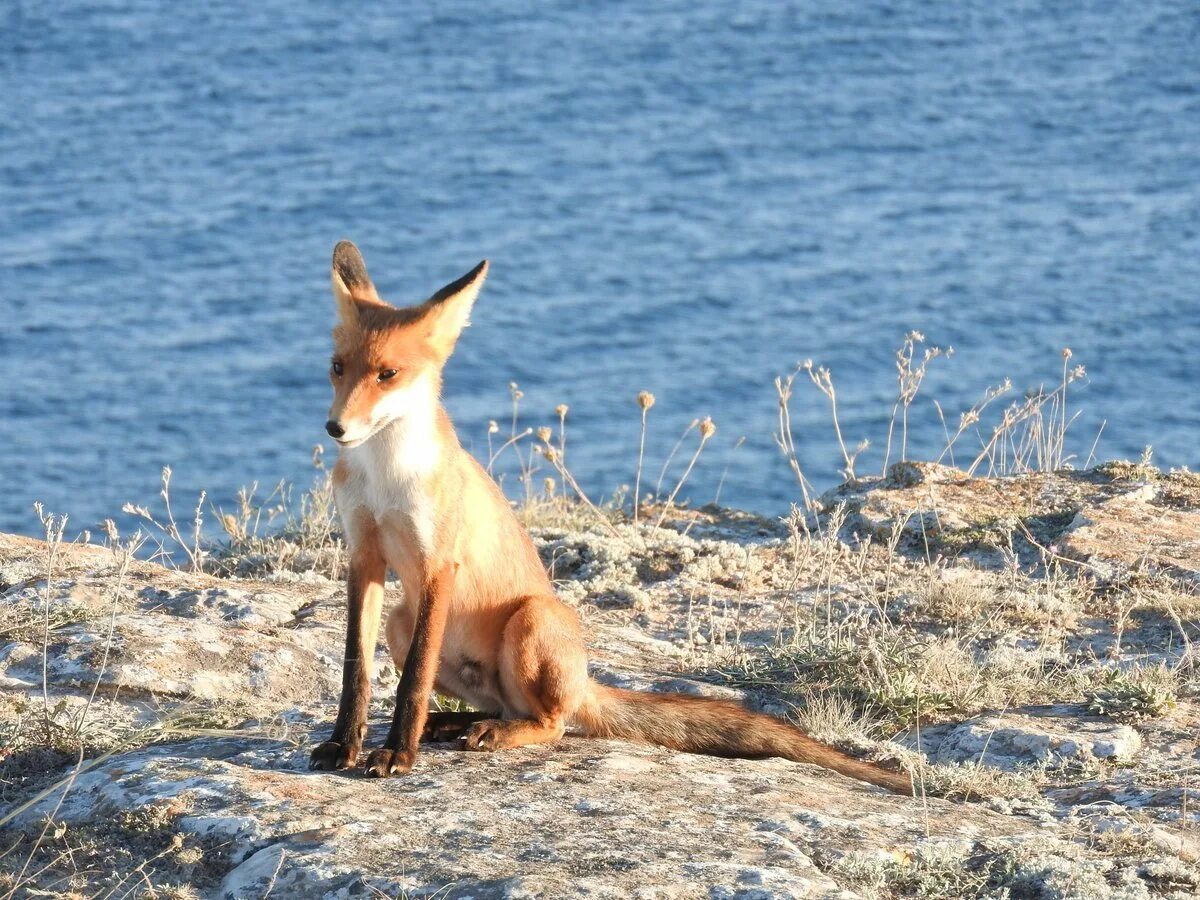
[637,391,655,411]
[699,417,716,440]
[537,426,553,444]
[555,404,569,418]
[175,846,204,867]
[1062,348,1073,360]
[488,420,499,434]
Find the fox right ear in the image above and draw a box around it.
[330,240,381,320]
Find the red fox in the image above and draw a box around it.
[308,241,911,794]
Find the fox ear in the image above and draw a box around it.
[422,260,489,355]
[330,240,381,320]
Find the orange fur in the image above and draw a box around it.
[308,241,912,795]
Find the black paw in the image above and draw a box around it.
[421,711,487,742]
[309,740,360,771]
[461,719,507,751]
[364,747,416,778]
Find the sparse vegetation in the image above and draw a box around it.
[830,834,1200,900]
[1085,667,1180,722]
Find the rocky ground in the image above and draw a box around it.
[0,462,1198,898]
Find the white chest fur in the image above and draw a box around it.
[336,383,441,562]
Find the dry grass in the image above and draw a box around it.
[825,834,1200,900]
[208,447,343,579]
[708,505,1193,726]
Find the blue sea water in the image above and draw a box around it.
[1,1,1198,538]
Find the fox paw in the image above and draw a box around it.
[364,747,416,778]
[309,740,360,771]
[461,720,508,751]
[421,712,487,743]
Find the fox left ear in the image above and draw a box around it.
[422,260,489,355]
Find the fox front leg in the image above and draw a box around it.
[310,537,385,771]
[364,564,455,777]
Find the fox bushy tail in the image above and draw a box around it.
[574,684,912,794]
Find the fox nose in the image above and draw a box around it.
[325,420,345,439]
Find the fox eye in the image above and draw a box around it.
[378,368,398,382]
[331,361,344,377]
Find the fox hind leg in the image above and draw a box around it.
[422,710,492,742]
[460,717,566,751]
[461,596,587,753]
[386,605,496,742]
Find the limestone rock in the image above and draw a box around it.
[914,711,1143,770]
[1059,486,1200,582]
[823,463,1200,577]
[10,734,1092,900]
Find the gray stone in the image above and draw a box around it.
[918,712,1142,770]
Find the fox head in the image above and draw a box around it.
[324,240,488,448]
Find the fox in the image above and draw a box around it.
[307,240,912,794]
